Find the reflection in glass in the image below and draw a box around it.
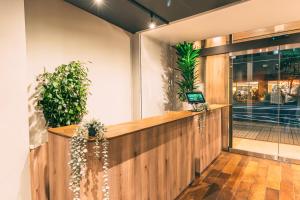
[231,46,300,160]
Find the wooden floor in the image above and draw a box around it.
[177,152,300,200]
[233,121,300,146]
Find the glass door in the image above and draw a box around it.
[231,46,281,158]
[278,44,300,161]
[230,44,300,161]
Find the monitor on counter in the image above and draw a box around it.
[186,92,206,104]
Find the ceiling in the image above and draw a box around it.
[142,0,300,44]
[65,0,244,33]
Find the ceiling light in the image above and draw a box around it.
[95,0,103,5]
[149,22,156,29]
[148,13,156,29]
[167,0,172,7]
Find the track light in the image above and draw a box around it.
[148,13,156,29]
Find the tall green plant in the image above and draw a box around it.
[175,42,200,101]
[36,61,90,127]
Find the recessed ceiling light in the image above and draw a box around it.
[149,22,156,29]
[95,0,103,5]
[167,0,172,7]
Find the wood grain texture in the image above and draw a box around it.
[204,37,229,105]
[178,152,300,200]
[233,20,300,43]
[221,106,230,150]
[194,109,222,173]
[35,106,229,200]
[48,117,196,200]
[48,104,228,139]
[30,143,49,200]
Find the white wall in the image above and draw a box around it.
[25,0,133,147]
[0,0,31,199]
[140,35,180,118]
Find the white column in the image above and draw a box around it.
[0,0,31,199]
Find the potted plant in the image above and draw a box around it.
[84,119,104,137]
[69,120,109,200]
[35,61,110,200]
[175,42,200,109]
[35,61,90,127]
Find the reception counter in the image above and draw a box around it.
[47,104,229,200]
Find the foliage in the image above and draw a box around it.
[69,120,109,200]
[69,126,88,200]
[84,119,105,137]
[175,42,200,101]
[83,119,106,157]
[280,49,300,92]
[36,61,90,127]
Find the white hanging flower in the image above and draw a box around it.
[69,119,110,200]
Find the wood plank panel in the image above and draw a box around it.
[221,106,230,150]
[30,143,49,200]
[48,117,196,200]
[205,54,229,104]
[178,152,300,200]
[204,36,229,105]
[195,109,222,173]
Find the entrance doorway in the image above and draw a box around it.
[230,43,300,161]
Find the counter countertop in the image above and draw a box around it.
[48,104,229,140]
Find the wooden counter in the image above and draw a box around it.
[46,104,229,200]
[48,104,227,139]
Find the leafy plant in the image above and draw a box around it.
[69,120,109,200]
[36,61,90,127]
[175,42,200,101]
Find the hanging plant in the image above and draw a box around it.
[69,120,110,200]
[175,42,200,101]
[35,61,90,127]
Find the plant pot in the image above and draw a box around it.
[88,127,97,137]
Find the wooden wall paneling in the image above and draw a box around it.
[30,143,49,200]
[193,114,201,173]
[157,124,167,200]
[48,133,73,200]
[205,54,229,104]
[48,116,196,200]
[204,36,229,105]
[233,20,300,43]
[197,109,223,173]
[221,106,230,150]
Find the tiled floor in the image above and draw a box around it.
[177,152,300,200]
[233,121,300,146]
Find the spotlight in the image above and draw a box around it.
[148,13,156,29]
[95,0,103,4]
[149,22,156,29]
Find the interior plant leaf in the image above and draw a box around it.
[36,61,90,127]
[175,41,200,101]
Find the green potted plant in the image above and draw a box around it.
[36,61,90,127]
[36,61,110,200]
[175,42,200,108]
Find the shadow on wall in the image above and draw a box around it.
[18,155,32,200]
[28,83,48,149]
[161,45,182,111]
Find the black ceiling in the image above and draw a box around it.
[65,0,244,33]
